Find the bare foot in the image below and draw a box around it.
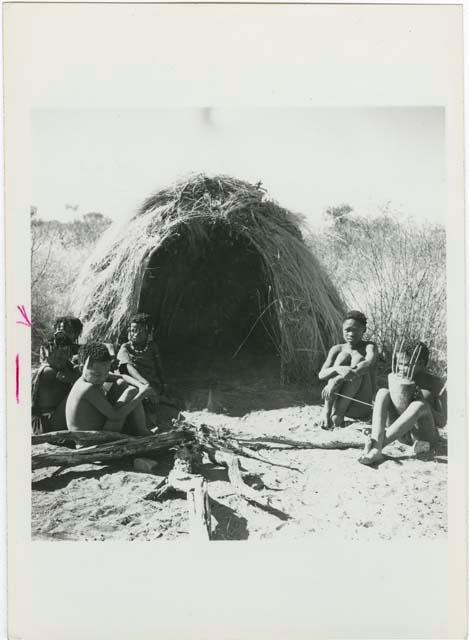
[318,407,333,430]
[412,440,430,455]
[358,447,384,466]
[331,413,345,429]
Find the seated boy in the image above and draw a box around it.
[117,313,166,428]
[66,342,152,434]
[358,342,447,465]
[318,310,377,430]
[32,339,81,434]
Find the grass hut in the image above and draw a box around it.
[70,174,344,409]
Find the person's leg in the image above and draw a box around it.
[358,388,392,464]
[318,352,350,429]
[342,372,373,420]
[103,384,141,432]
[330,375,363,427]
[319,394,334,430]
[410,406,439,447]
[125,402,152,436]
[382,400,428,447]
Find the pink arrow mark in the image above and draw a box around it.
[16,305,32,327]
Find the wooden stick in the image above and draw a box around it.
[236,433,365,451]
[391,340,398,374]
[186,476,212,541]
[332,392,374,408]
[210,451,291,520]
[32,429,193,470]
[146,469,212,540]
[32,430,131,448]
[407,344,421,380]
[409,345,422,381]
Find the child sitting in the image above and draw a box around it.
[358,342,447,465]
[31,339,81,434]
[318,310,377,429]
[117,313,166,428]
[66,342,152,434]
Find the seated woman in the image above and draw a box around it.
[358,342,447,465]
[318,310,377,430]
[53,316,83,357]
[31,339,81,434]
[117,313,167,429]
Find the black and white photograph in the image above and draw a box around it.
[4,3,466,638]
[31,107,448,542]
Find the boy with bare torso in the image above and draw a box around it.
[358,342,446,465]
[318,310,377,429]
[66,342,153,434]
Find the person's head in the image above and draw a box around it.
[396,341,429,377]
[78,342,113,384]
[53,316,83,344]
[342,310,367,346]
[39,339,72,371]
[128,313,153,347]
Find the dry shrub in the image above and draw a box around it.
[310,212,446,374]
[31,213,112,360]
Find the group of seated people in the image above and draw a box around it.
[32,308,447,466]
[32,313,172,436]
[317,310,447,465]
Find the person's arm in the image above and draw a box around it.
[348,343,378,378]
[105,371,142,387]
[318,345,344,381]
[85,383,150,423]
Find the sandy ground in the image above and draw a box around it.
[32,404,447,541]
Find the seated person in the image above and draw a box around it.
[359,342,447,465]
[66,342,152,434]
[31,339,81,434]
[53,316,83,357]
[318,310,377,429]
[117,313,166,428]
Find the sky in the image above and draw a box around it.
[32,107,445,230]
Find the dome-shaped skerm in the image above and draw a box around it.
[70,174,344,395]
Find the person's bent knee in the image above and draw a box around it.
[376,388,390,401]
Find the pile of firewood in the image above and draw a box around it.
[32,418,365,540]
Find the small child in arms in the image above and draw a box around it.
[358,342,447,465]
[318,310,377,429]
[117,313,166,428]
[66,342,152,434]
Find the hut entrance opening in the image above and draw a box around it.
[138,221,284,411]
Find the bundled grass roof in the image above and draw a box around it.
[70,174,344,385]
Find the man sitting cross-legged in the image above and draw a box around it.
[358,342,447,466]
[66,342,153,435]
[318,310,377,430]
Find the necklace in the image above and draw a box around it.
[131,341,149,355]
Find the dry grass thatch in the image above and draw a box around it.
[69,174,345,383]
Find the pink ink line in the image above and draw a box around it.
[16,304,32,327]
[15,354,19,404]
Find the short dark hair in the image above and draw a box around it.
[344,310,367,329]
[54,316,83,339]
[78,342,112,365]
[129,313,153,331]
